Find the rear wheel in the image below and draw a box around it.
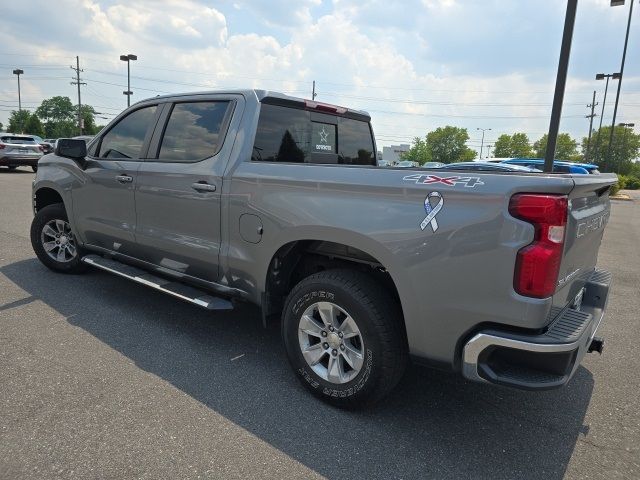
[282,269,407,408]
[31,165,38,172]
[30,203,86,273]
[8,166,17,171]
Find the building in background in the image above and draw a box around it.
[382,144,410,164]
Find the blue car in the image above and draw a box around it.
[500,158,599,174]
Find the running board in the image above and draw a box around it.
[82,254,233,310]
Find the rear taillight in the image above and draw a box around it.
[38,145,44,152]
[509,194,568,298]
[0,143,5,150]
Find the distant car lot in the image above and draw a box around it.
[0,170,638,479]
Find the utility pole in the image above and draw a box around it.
[312,80,317,100]
[477,127,491,159]
[585,90,598,161]
[70,56,86,135]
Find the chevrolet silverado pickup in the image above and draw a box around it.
[30,90,615,407]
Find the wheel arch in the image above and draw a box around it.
[261,228,407,334]
[34,186,65,213]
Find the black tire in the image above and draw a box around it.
[282,269,407,408]
[8,166,17,171]
[30,203,86,274]
[31,165,38,172]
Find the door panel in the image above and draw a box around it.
[71,103,161,256]
[134,161,223,281]
[134,98,238,282]
[72,159,141,252]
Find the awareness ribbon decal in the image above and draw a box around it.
[420,192,443,232]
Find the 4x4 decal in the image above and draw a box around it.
[403,173,484,188]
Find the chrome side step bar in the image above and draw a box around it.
[82,254,233,311]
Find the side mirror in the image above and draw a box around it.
[55,138,87,160]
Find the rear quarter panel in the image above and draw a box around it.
[225,161,577,367]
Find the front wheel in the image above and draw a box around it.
[30,203,86,273]
[32,165,38,172]
[282,269,407,408]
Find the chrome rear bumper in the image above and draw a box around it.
[462,269,611,390]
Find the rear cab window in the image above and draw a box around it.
[252,101,375,166]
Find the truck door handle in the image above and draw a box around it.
[115,174,133,184]
[191,182,217,192]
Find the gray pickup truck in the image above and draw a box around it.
[30,90,615,407]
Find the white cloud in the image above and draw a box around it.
[0,0,638,150]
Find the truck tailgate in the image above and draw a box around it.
[553,173,617,309]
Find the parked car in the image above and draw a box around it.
[377,159,391,167]
[421,162,446,168]
[0,134,44,172]
[32,135,54,155]
[30,90,615,408]
[440,161,540,172]
[396,160,418,167]
[501,158,597,174]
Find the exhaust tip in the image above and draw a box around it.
[588,336,605,354]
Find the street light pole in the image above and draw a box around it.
[544,0,578,173]
[593,72,621,162]
[477,127,491,159]
[119,54,137,107]
[606,0,635,171]
[12,68,24,132]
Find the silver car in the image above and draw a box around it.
[0,134,43,172]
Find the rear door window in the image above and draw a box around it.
[157,101,231,163]
[97,105,158,159]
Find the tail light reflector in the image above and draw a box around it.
[509,194,568,298]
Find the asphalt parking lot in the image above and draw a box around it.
[0,167,638,479]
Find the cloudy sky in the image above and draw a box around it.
[0,0,638,156]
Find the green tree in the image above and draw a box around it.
[533,133,579,161]
[80,104,98,134]
[403,126,475,164]
[35,96,75,124]
[36,96,85,137]
[0,121,3,131]
[583,126,640,174]
[493,134,512,158]
[7,110,32,133]
[492,133,532,158]
[427,126,476,163]
[401,136,430,163]
[24,114,44,136]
